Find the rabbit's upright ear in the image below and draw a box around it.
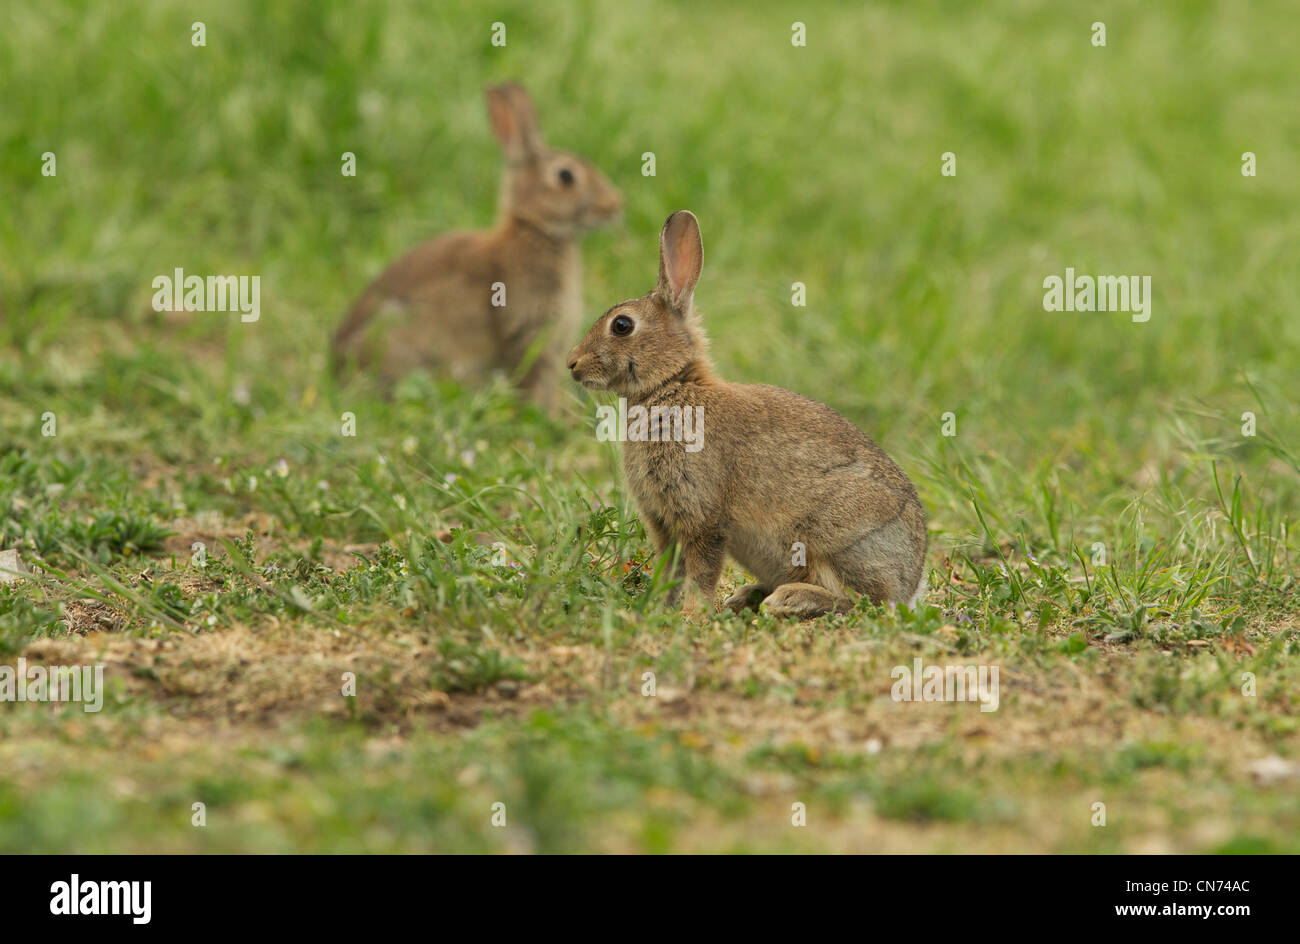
[656,211,703,314]
[485,82,544,163]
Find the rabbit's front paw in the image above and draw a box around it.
[681,585,714,621]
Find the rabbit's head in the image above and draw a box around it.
[568,211,710,399]
[486,83,623,238]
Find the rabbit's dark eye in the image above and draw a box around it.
[610,314,635,336]
[558,167,575,186]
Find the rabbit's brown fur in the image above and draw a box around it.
[567,211,927,618]
[332,82,622,410]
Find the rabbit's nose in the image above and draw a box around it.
[566,354,579,371]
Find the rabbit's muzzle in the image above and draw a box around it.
[566,351,606,390]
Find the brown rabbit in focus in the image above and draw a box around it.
[566,211,927,619]
[332,82,623,410]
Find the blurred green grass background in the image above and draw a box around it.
[4,0,1297,444]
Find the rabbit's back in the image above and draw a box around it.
[623,382,917,530]
[719,383,917,521]
[332,230,498,382]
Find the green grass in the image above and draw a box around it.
[0,0,1297,852]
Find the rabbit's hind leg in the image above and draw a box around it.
[758,557,851,619]
[723,583,769,613]
[837,519,923,605]
[760,583,849,619]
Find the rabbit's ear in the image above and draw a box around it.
[485,82,544,162]
[656,211,703,313]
